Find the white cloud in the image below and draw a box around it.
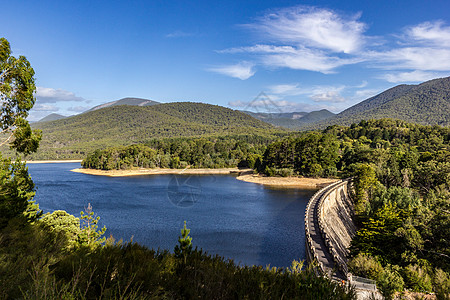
[269,83,303,95]
[166,31,195,38]
[310,90,345,102]
[261,46,361,73]
[247,6,366,53]
[367,47,450,71]
[36,87,86,103]
[222,44,361,73]
[380,70,442,83]
[405,21,450,47]
[33,103,59,111]
[208,61,256,80]
[354,89,379,100]
[68,105,90,112]
[355,81,368,88]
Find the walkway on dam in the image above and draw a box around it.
[306,183,346,281]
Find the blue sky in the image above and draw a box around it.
[3,0,450,121]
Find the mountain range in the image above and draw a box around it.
[29,102,282,159]
[305,76,450,129]
[22,76,450,159]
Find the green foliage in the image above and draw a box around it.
[0,155,41,228]
[377,264,405,300]
[261,131,340,177]
[40,210,80,250]
[303,76,450,130]
[348,253,383,281]
[434,269,450,300]
[350,163,378,215]
[403,264,433,292]
[174,220,193,264]
[0,37,41,155]
[14,102,285,160]
[76,203,106,249]
[82,136,270,170]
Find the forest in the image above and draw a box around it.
[83,118,450,299]
[258,119,450,299]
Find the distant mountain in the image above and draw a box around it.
[36,113,67,123]
[87,97,159,112]
[29,102,281,159]
[244,109,335,129]
[305,76,450,129]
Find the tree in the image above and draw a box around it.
[77,203,106,249]
[0,37,41,154]
[0,38,42,228]
[174,220,192,264]
[40,210,81,249]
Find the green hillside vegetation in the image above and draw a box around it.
[245,109,335,129]
[304,76,450,130]
[258,119,450,298]
[15,102,284,159]
[82,136,269,170]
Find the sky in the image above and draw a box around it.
[3,0,450,121]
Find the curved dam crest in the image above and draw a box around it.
[305,180,379,298]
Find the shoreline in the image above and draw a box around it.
[70,167,245,177]
[26,160,83,164]
[72,167,338,188]
[235,173,339,189]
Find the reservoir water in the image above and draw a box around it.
[28,163,314,268]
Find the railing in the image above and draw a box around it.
[304,180,343,276]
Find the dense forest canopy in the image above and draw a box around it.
[14,102,285,160]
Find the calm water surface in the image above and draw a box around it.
[28,163,315,267]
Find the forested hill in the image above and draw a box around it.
[305,76,450,129]
[244,109,335,129]
[27,102,282,159]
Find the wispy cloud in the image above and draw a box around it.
[36,87,86,103]
[33,103,59,111]
[366,47,450,71]
[380,70,441,83]
[405,21,450,47]
[246,6,366,54]
[166,30,196,38]
[310,90,345,102]
[208,61,255,80]
[68,105,90,112]
[215,6,450,82]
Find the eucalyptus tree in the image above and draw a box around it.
[0,37,42,228]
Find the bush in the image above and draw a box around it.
[403,264,433,292]
[434,269,450,300]
[377,264,404,300]
[348,253,384,280]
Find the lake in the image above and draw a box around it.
[28,163,315,268]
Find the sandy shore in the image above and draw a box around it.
[72,167,337,189]
[71,167,245,177]
[26,160,83,164]
[236,173,339,189]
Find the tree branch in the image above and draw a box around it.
[0,131,14,147]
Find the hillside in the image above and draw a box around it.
[305,76,450,129]
[26,102,282,159]
[244,109,335,129]
[87,97,160,112]
[35,113,68,123]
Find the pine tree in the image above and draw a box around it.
[77,203,106,249]
[174,220,192,264]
